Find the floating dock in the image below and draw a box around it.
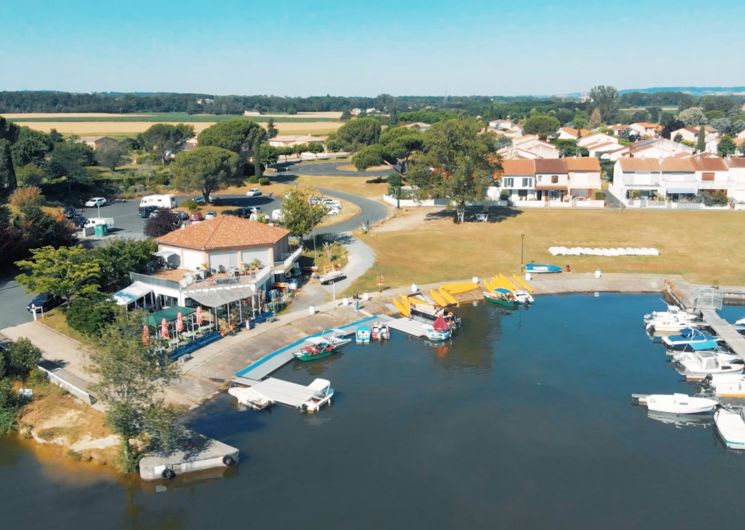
[139,433,239,481]
[379,315,429,338]
[232,377,321,408]
[701,308,745,360]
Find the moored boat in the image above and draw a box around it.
[662,328,719,350]
[409,302,462,333]
[371,322,390,341]
[674,349,744,377]
[513,289,534,304]
[355,325,371,344]
[483,288,519,309]
[300,378,335,413]
[227,386,273,410]
[423,315,452,341]
[704,373,745,398]
[525,263,562,274]
[293,337,337,361]
[634,393,718,414]
[714,408,745,449]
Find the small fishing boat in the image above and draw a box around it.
[643,304,696,324]
[513,289,534,304]
[293,337,337,361]
[669,341,735,361]
[646,314,701,334]
[423,315,451,341]
[483,288,519,309]
[714,408,745,449]
[227,386,273,410]
[300,378,335,413]
[674,350,744,377]
[633,393,718,414]
[355,325,371,344]
[662,328,719,350]
[525,263,562,274]
[704,373,745,398]
[409,303,462,333]
[371,322,390,341]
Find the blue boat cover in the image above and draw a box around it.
[691,339,719,351]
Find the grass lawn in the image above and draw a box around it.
[349,208,745,292]
[40,308,91,346]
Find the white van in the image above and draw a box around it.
[139,194,177,210]
[84,217,115,229]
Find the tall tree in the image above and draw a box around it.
[353,126,425,174]
[696,126,706,153]
[279,187,328,242]
[48,141,94,192]
[588,108,603,128]
[326,117,381,152]
[169,146,239,203]
[589,85,619,123]
[717,136,737,157]
[0,139,16,197]
[266,117,278,139]
[677,107,708,127]
[522,115,560,139]
[15,245,101,302]
[197,118,266,177]
[94,138,126,171]
[91,310,183,470]
[94,239,157,291]
[139,123,195,166]
[11,127,53,168]
[408,118,500,224]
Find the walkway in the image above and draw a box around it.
[700,308,745,359]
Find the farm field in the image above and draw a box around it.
[351,208,745,292]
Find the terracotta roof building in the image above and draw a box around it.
[157,216,289,251]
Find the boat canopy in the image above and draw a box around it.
[691,340,720,351]
[308,378,331,391]
[306,336,331,346]
[495,288,511,294]
[145,306,195,327]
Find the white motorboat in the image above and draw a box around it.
[371,322,390,341]
[714,408,745,450]
[674,350,744,376]
[705,373,745,398]
[513,289,534,304]
[646,315,701,334]
[355,326,371,344]
[643,304,697,325]
[228,386,273,410]
[662,328,720,350]
[318,269,346,285]
[299,378,334,413]
[422,323,451,342]
[634,393,718,414]
[671,349,741,365]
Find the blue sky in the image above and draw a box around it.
[1,0,744,96]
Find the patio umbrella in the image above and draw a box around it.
[196,305,203,326]
[160,318,169,339]
[176,312,185,334]
[142,325,150,346]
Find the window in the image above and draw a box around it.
[702,172,714,181]
[551,175,559,184]
[522,177,532,188]
[502,177,514,187]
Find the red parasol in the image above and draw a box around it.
[160,318,169,339]
[196,306,203,326]
[176,312,184,333]
[142,325,150,345]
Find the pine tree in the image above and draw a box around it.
[0,139,16,197]
[696,126,706,153]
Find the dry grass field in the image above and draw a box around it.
[350,208,745,292]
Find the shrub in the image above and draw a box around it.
[9,186,44,211]
[180,199,199,211]
[3,339,42,379]
[66,294,118,337]
[247,175,260,184]
[0,379,18,434]
[259,177,271,185]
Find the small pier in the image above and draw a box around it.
[700,308,745,360]
[139,433,239,481]
[383,316,428,338]
[233,377,321,408]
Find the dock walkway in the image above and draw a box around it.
[242,377,318,408]
[701,308,745,359]
[384,316,428,338]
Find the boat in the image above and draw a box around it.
[483,288,519,309]
[662,328,720,350]
[293,337,337,361]
[643,304,697,326]
[525,263,562,274]
[703,373,745,398]
[646,314,701,334]
[423,316,451,341]
[674,349,744,377]
[513,289,534,304]
[299,378,335,413]
[665,339,727,356]
[227,386,273,410]
[318,269,346,285]
[355,325,371,344]
[371,322,390,341]
[670,342,738,363]
[714,408,745,449]
[409,302,461,333]
[633,393,718,414]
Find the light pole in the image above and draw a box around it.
[96,202,101,219]
[520,233,525,272]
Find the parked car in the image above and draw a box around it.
[189,212,203,222]
[222,209,239,216]
[70,214,87,228]
[139,205,159,218]
[246,188,262,197]
[174,210,190,221]
[249,206,262,214]
[26,293,62,313]
[84,197,107,208]
[148,209,162,219]
[204,210,217,220]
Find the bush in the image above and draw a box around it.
[66,294,118,337]
[144,209,181,237]
[3,339,42,380]
[180,199,199,211]
[702,190,728,207]
[248,175,260,184]
[0,379,19,434]
[9,186,44,211]
[259,177,271,186]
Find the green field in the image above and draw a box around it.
[8,113,338,123]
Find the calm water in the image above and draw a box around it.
[2,294,745,530]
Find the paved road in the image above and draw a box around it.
[287,160,392,177]
[0,277,33,328]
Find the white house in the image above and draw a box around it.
[628,122,662,138]
[578,133,617,148]
[401,122,432,132]
[564,157,602,199]
[630,138,694,158]
[557,127,592,140]
[500,136,560,159]
[670,126,717,144]
[496,159,537,201]
[612,157,701,204]
[726,157,745,202]
[691,155,729,194]
[534,158,570,201]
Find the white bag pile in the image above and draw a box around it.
[548,246,660,257]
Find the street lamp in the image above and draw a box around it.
[520,233,525,272]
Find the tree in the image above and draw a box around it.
[571,111,589,129]
[387,173,404,208]
[15,245,101,302]
[90,310,181,470]
[3,338,41,379]
[353,126,425,174]
[326,117,381,151]
[696,126,706,153]
[340,110,352,121]
[66,292,118,337]
[677,107,707,127]
[169,146,239,203]
[552,139,588,157]
[94,239,157,291]
[710,118,732,135]
[11,127,53,168]
[94,138,126,170]
[266,117,278,139]
[138,123,195,166]
[197,118,266,177]
[589,85,619,123]
[279,187,328,242]
[143,209,181,238]
[717,136,737,157]
[8,186,44,211]
[408,118,499,224]
[15,164,46,187]
[48,141,93,192]
[522,115,560,139]
[0,139,16,197]
[588,108,603,129]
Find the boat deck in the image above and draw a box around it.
[701,309,745,359]
[382,316,427,338]
[233,377,318,408]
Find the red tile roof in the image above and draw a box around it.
[690,156,728,171]
[500,159,535,176]
[534,159,567,174]
[157,216,289,251]
[563,157,601,171]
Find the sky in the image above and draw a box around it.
[1,0,744,97]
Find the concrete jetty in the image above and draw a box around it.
[700,308,745,359]
[139,433,239,481]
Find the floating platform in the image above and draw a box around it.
[381,316,428,338]
[139,432,239,481]
[231,377,322,408]
[701,308,745,360]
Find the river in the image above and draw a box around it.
[2,293,744,530]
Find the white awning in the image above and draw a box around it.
[113,281,153,306]
[186,286,255,308]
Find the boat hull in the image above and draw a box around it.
[644,395,718,415]
[715,409,745,449]
[483,292,519,309]
[525,264,562,274]
[294,349,335,362]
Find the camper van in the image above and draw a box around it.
[139,194,177,216]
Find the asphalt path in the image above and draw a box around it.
[284,160,392,177]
